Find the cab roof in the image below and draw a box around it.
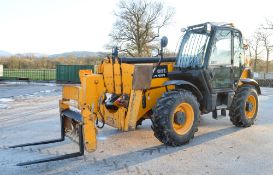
[187,22,241,34]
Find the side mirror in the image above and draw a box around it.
[151,49,159,57]
[243,44,249,50]
[160,36,168,48]
[154,37,167,74]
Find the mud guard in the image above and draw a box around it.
[163,80,203,100]
[240,78,261,95]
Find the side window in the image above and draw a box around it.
[210,30,231,65]
[234,32,243,67]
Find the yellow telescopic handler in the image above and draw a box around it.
[10,22,260,166]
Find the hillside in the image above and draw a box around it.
[49,51,108,58]
[0,51,108,58]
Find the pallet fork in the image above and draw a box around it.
[9,112,84,166]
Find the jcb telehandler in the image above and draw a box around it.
[11,22,260,166]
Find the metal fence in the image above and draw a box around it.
[2,69,56,81]
[254,72,273,87]
[254,72,273,80]
[256,79,273,87]
[1,68,273,86]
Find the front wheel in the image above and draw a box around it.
[151,90,200,146]
[229,85,259,127]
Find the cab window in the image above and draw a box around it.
[210,30,232,65]
[234,31,243,67]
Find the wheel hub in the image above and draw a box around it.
[174,112,186,125]
[246,102,253,111]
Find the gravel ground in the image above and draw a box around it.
[0,82,273,175]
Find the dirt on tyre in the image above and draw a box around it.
[229,85,258,127]
[151,90,200,146]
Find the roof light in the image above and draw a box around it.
[206,23,211,33]
[181,28,187,32]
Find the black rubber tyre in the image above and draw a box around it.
[229,85,258,127]
[151,90,200,146]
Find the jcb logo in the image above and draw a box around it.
[153,65,168,78]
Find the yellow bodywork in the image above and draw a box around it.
[60,58,174,152]
[59,57,255,153]
[238,67,251,86]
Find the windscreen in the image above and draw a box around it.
[176,31,209,68]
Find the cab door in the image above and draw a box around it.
[208,29,233,90]
[233,31,244,84]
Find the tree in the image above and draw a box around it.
[259,29,273,73]
[247,30,264,72]
[261,18,273,73]
[263,18,273,30]
[109,0,174,57]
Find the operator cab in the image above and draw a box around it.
[168,22,246,114]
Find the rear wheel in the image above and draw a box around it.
[151,90,200,146]
[229,85,258,127]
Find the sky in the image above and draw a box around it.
[0,0,272,55]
